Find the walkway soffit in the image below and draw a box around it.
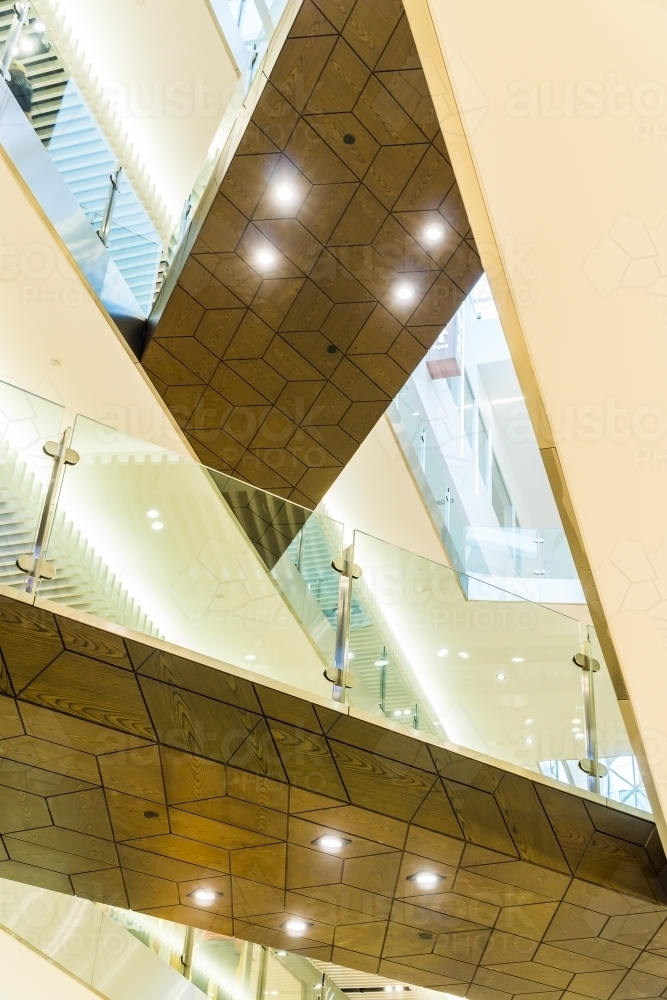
[0,595,666,998]
[143,0,482,507]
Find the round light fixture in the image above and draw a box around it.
[393,710,401,717]
[245,654,257,661]
[425,225,443,241]
[151,522,164,531]
[315,834,349,852]
[20,37,34,53]
[276,184,294,202]
[525,718,533,725]
[511,657,524,663]
[524,738,534,745]
[496,673,506,680]
[572,717,582,724]
[574,732,585,741]
[147,510,159,518]
[257,250,274,265]
[276,951,287,957]
[191,888,218,903]
[396,284,414,301]
[458,652,470,659]
[34,21,45,31]
[284,918,309,935]
[436,648,449,658]
[409,871,442,887]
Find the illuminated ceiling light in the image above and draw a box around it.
[458,651,470,659]
[147,510,159,518]
[572,717,582,724]
[245,654,257,661]
[257,250,274,265]
[524,738,534,744]
[384,989,394,993]
[276,951,287,957]
[524,718,533,725]
[408,871,442,887]
[34,21,45,31]
[393,710,401,717]
[396,284,414,301]
[425,225,443,241]
[348,652,355,659]
[190,888,219,903]
[496,673,506,680]
[574,732,585,741]
[403,709,411,716]
[151,522,164,531]
[436,648,449,658]
[314,835,350,852]
[19,37,34,53]
[270,991,279,995]
[284,918,310,935]
[276,184,294,202]
[511,657,524,662]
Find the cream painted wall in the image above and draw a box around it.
[1,931,99,1000]
[0,147,190,456]
[323,414,450,564]
[34,0,240,232]
[408,0,667,822]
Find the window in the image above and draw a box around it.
[491,455,513,527]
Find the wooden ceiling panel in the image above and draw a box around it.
[1,593,666,998]
[146,0,482,506]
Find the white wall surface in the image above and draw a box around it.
[323,413,449,563]
[0,148,189,456]
[410,0,667,822]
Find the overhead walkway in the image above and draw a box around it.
[0,376,662,996]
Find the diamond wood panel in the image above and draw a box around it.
[144,0,482,507]
[0,590,666,1000]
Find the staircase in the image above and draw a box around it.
[0,440,159,635]
[0,2,163,315]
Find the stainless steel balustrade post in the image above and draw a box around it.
[98,166,122,247]
[17,427,79,595]
[573,626,607,795]
[181,925,195,980]
[0,3,30,81]
[328,544,361,703]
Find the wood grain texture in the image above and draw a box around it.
[0,592,664,1000]
[145,0,482,509]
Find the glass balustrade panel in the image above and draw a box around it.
[38,415,341,700]
[0,379,65,595]
[350,530,645,805]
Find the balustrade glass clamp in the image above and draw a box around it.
[573,652,600,672]
[331,555,362,579]
[17,431,79,593]
[579,758,608,778]
[323,666,356,688]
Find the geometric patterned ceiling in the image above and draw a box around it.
[142,0,482,507]
[2,592,667,1000]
